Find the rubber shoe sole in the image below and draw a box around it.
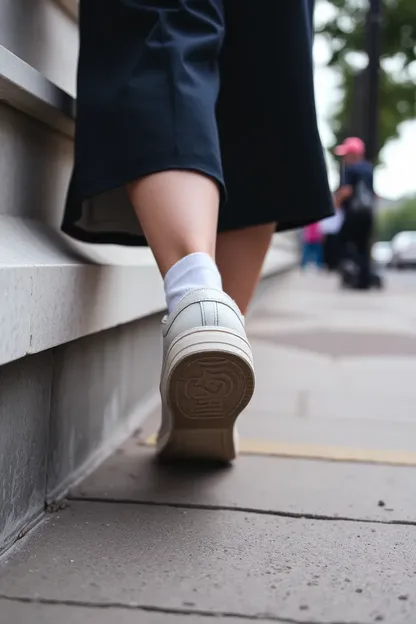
[158,327,255,462]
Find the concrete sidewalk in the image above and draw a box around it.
[1,271,416,624]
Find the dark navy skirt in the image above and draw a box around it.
[62,0,333,246]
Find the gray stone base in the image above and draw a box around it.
[0,313,162,554]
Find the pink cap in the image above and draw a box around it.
[334,137,365,157]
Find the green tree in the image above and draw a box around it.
[376,196,416,240]
[317,0,416,152]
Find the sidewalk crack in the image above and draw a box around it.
[68,495,416,528]
[0,594,375,624]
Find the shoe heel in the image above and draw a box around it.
[161,329,254,462]
[160,428,237,463]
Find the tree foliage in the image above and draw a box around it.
[317,0,416,152]
[376,196,416,240]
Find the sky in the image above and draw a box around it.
[313,3,416,200]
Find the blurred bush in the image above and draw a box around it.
[376,196,416,241]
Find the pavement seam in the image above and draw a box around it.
[140,439,416,467]
[68,495,416,527]
[0,594,376,624]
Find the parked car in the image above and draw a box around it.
[372,241,393,267]
[390,231,416,269]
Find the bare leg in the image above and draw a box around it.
[127,170,256,463]
[216,223,277,314]
[127,170,219,277]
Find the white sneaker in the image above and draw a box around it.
[157,288,255,462]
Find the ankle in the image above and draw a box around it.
[164,252,222,313]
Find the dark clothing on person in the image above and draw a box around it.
[339,159,375,288]
[306,0,316,38]
[323,233,341,271]
[62,0,333,246]
[341,160,374,212]
[340,210,374,288]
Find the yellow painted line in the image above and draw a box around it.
[143,435,416,467]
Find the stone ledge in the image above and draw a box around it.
[0,217,166,366]
[0,44,75,136]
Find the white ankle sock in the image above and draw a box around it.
[164,252,222,313]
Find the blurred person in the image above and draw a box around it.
[301,222,324,269]
[335,137,375,289]
[62,1,333,463]
[320,193,344,271]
